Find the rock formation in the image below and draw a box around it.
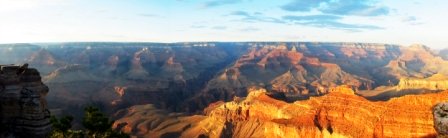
[433,102,448,137]
[378,44,448,81]
[205,44,372,96]
[397,73,448,91]
[124,48,151,80]
[114,86,446,137]
[1,42,448,115]
[0,64,51,137]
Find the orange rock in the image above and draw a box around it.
[114,87,446,137]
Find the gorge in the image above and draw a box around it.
[1,42,448,137]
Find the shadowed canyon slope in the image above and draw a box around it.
[113,86,447,137]
[440,48,448,60]
[1,42,448,115]
[1,42,448,137]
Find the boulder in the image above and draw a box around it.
[434,102,448,137]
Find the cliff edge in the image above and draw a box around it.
[397,74,448,91]
[114,86,446,137]
[0,64,52,138]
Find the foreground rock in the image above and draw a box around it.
[0,64,51,137]
[434,103,448,137]
[114,86,445,137]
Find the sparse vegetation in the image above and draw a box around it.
[50,106,129,138]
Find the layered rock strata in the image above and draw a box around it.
[2,43,448,119]
[0,64,51,138]
[397,74,448,91]
[114,86,447,137]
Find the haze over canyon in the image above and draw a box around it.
[1,42,448,137]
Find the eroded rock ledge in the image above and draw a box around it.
[114,86,446,137]
[397,74,448,91]
[0,64,51,138]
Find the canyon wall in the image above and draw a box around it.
[397,74,448,91]
[1,42,448,115]
[0,65,52,137]
[114,86,446,137]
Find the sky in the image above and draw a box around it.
[0,0,447,49]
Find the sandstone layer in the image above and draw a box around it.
[0,64,52,137]
[358,74,448,100]
[114,86,447,138]
[190,43,448,111]
[1,42,448,114]
[397,74,448,91]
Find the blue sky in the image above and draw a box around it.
[0,0,447,48]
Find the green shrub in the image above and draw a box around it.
[50,106,129,138]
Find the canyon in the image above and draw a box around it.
[1,42,448,137]
[113,86,446,137]
[1,42,447,111]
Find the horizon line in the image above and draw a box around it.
[0,41,423,47]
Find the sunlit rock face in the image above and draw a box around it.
[114,86,445,138]
[0,65,51,138]
[397,73,448,91]
[379,44,448,82]
[190,43,448,111]
[205,43,448,96]
[205,44,375,96]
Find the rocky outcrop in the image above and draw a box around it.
[397,74,448,91]
[433,102,448,137]
[205,44,373,99]
[124,48,151,80]
[379,44,448,82]
[114,86,446,137]
[0,64,51,137]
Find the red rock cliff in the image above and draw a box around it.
[114,86,445,137]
